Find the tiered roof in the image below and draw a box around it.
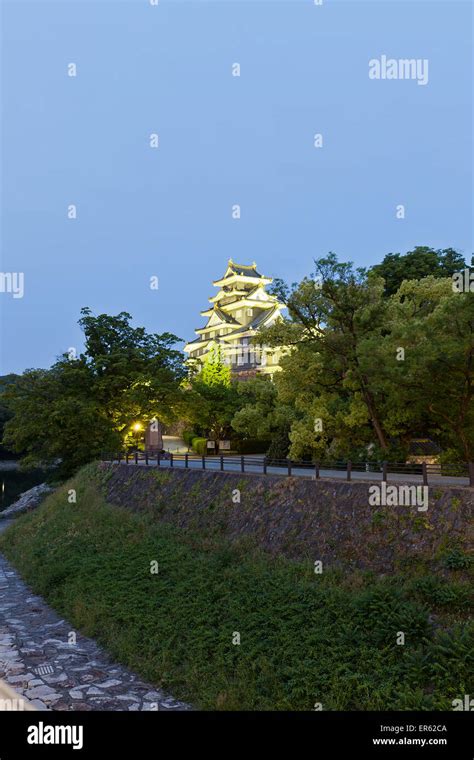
[184,260,284,370]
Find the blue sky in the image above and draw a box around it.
[0,0,472,374]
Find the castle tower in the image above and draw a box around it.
[184,260,284,377]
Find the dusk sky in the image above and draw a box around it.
[1,0,472,375]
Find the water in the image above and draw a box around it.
[0,464,50,511]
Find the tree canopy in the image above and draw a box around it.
[2,309,185,475]
[2,247,473,473]
[255,254,474,462]
[370,246,468,296]
[182,345,240,441]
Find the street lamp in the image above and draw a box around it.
[132,422,142,451]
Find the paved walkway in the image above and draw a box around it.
[119,456,472,487]
[162,435,188,454]
[0,521,191,712]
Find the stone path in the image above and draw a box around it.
[0,521,191,712]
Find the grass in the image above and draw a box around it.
[0,463,472,711]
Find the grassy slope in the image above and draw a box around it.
[0,463,472,710]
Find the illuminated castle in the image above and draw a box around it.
[184,260,284,377]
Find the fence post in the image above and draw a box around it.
[170,453,174,468]
[118,452,122,464]
[220,455,224,471]
[202,455,205,470]
[422,461,428,486]
[241,456,245,473]
[134,451,138,465]
[157,452,160,467]
[469,462,474,487]
[263,456,267,475]
[145,451,149,466]
[315,461,320,479]
[382,461,387,483]
[287,458,292,477]
[185,454,188,468]
[126,453,129,465]
[347,461,352,481]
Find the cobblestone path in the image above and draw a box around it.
[0,521,191,711]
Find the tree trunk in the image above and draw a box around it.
[362,387,389,451]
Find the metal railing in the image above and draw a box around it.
[102,453,474,486]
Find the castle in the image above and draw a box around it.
[184,260,284,378]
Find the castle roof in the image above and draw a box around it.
[184,260,283,359]
[213,259,272,288]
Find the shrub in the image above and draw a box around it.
[182,429,197,447]
[443,549,472,570]
[266,430,290,463]
[191,437,208,456]
[409,575,471,609]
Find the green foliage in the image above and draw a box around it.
[231,439,271,454]
[409,575,472,610]
[0,466,471,711]
[379,277,474,461]
[266,429,291,461]
[182,429,197,446]
[199,344,231,387]
[260,253,473,463]
[353,586,430,645]
[0,374,21,458]
[399,624,473,707]
[183,346,241,441]
[263,254,393,459]
[370,246,468,296]
[443,549,472,570]
[231,377,295,440]
[1,309,185,476]
[1,364,121,477]
[191,437,208,456]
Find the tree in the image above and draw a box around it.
[184,345,240,441]
[0,374,20,459]
[77,308,185,430]
[2,310,185,475]
[231,375,296,445]
[370,246,468,296]
[264,254,392,456]
[2,363,120,475]
[380,278,474,461]
[263,257,473,463]
[199,344,232,388]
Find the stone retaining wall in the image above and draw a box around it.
[97,463,473,573]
